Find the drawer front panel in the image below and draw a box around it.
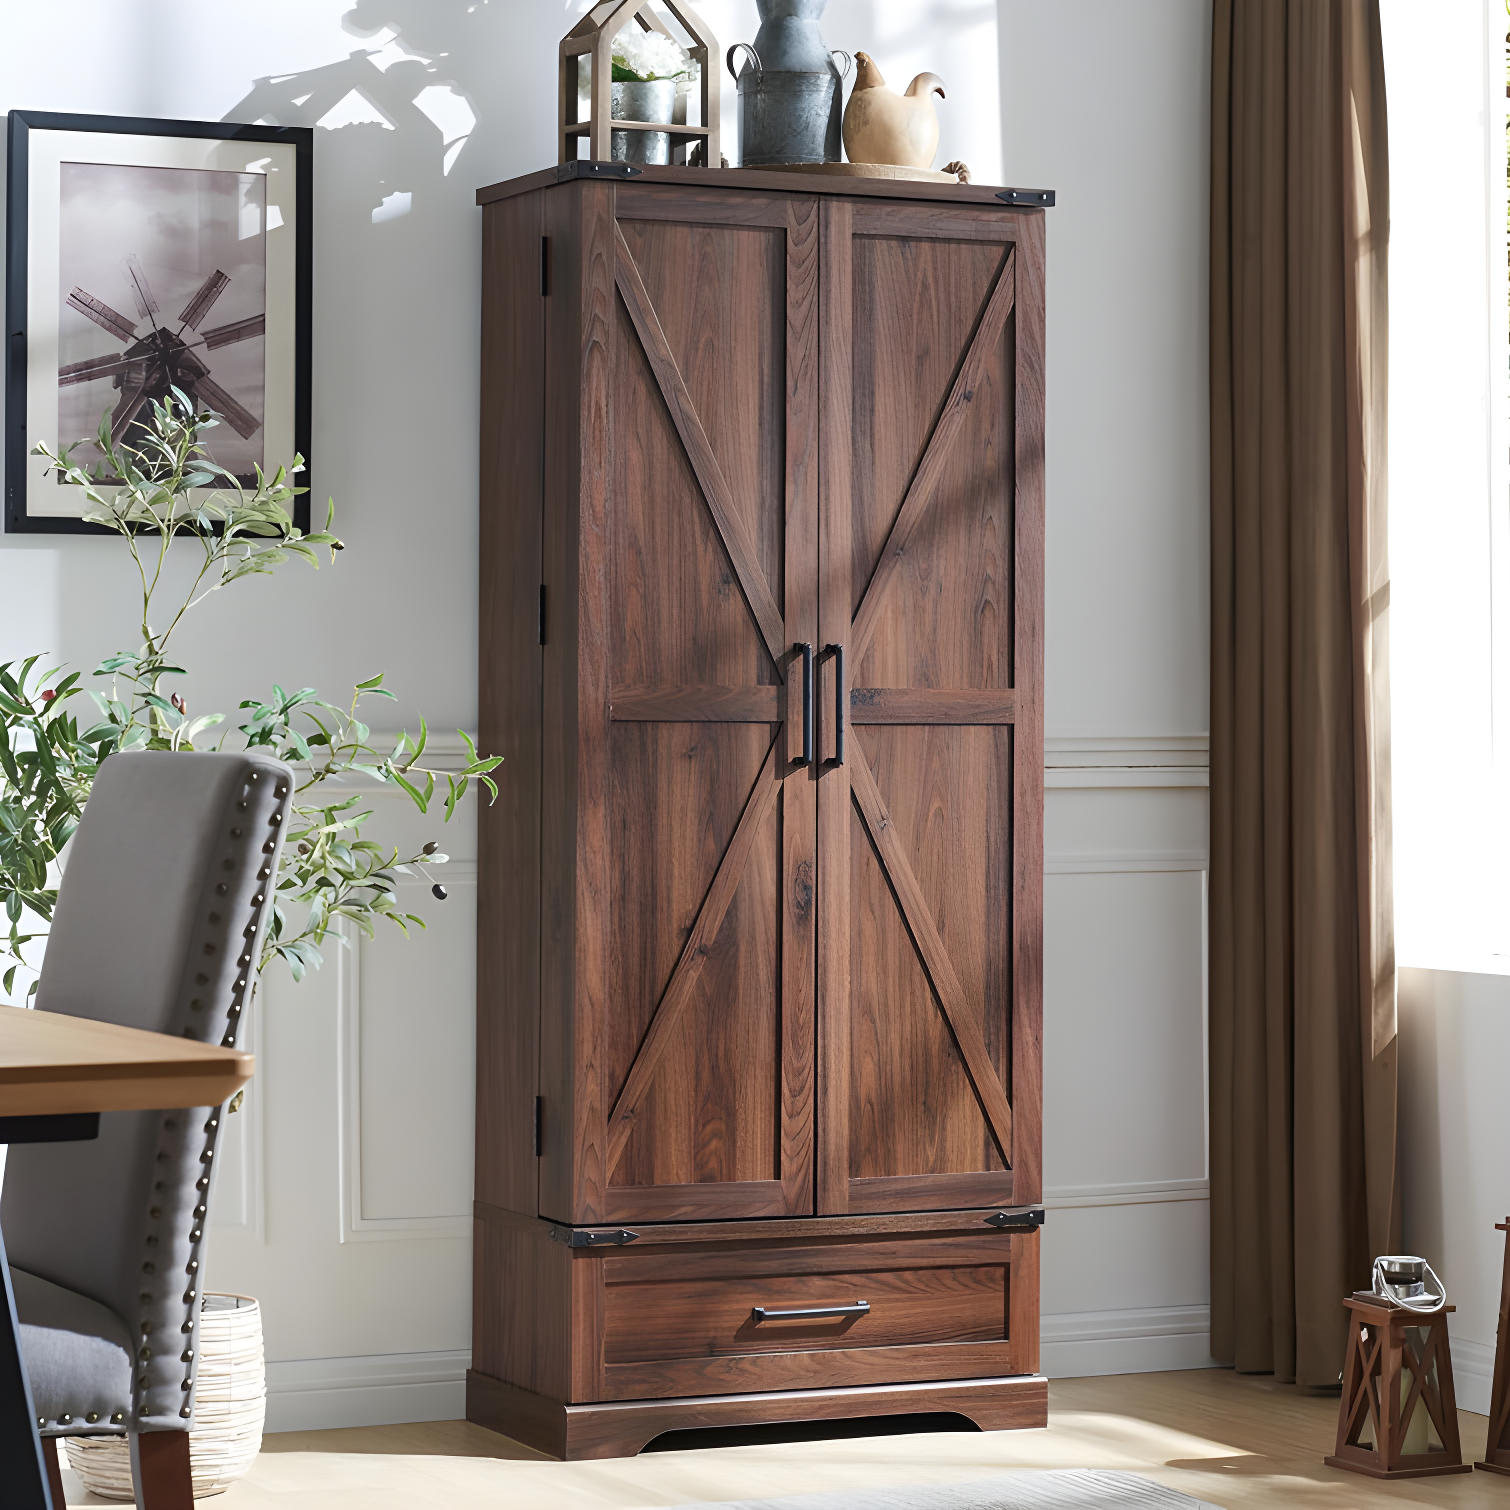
[590,1231,1034,1400]
[604,1263,1005,1364]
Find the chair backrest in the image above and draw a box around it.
[1,751,292,1433]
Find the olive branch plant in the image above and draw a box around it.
[0,391,500,1033]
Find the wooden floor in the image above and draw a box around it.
[54,1369,1507,1507]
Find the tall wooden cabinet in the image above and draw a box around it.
[472,162,1046,1460]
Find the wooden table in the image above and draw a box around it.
[0,1005,253,1510]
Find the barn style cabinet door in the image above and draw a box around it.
[814,199,1045,1216]
[538,183,821,1226]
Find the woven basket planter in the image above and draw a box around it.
[65,1293,266,1499]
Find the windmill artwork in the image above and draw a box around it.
[55,160,269,486]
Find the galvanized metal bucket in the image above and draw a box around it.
[727,0,851,167]
[611,79,676,165]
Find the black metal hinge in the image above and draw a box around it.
[533,1096,543,1156]
[558,161,642,181]
[995,188,1056,207]
[548,1225,640,1247]
[538,585,547,646]
[984,1207,1046,1231]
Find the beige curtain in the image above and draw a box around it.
[1209,0,1397,1387]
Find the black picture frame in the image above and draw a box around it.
[4,110,313,534]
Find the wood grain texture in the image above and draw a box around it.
[1010,1230,1040,1375]
[816,197,854,1216]
[471,1202,1040,1244]
[614,222,785,665]
[601,1340,1021,1402]
[609,685,779,721]
[476,190,544,1218]
[849,248,1015,665]
[477,161,1054,212]
[603,1265,1004,1365]
[605,738,780,1169]
[480,1374,1049,1461]
[820,204,1034,1221]
[1010,213,1046,1207]
[848,752,1013,1166]
[847,1172,1016,1212]
[600,197,817,1221]
[616,187,793,229]
[467,1370,567,1459]
[0,1005,252,1115]
[600,1232,1025,1282]
[471,1206,570,1402]
[850,204,1029,241]
[606,721,780,1196]
[779,194,821,1219]
[606,1179,795,1223]
[478,177,1044,1432]
[849,688,1017,724]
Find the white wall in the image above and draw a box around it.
[1000,0,1214,1377]
[0,0,1214,1427]
[1383,0,1510,1419]
[1399,968,1510,1415]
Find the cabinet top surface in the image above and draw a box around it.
[476,161,1052,212]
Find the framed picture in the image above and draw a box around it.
[4,111,312,534]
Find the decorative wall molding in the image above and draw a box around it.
[1046,851,1208,875]
[264,1348,470,1433]
[335,875,477,1244]
[1040,1304,1216,1379]
[300,732,484,786]
[1044,1178,1209,1209]
[1046,735,1209,789]
[1041,1303,1211,1344]
[207,1004,266,1241]
[1447,1330,1494,1416]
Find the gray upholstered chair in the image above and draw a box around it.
[1,751,292,1506]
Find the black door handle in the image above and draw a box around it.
[823,643,845,766]
[793,642,813,766]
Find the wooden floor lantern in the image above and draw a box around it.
[559,0,720,168]
[1326,1290,1471,1480]
[1478,1219,1510,1475]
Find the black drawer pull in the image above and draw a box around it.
[823,642,845,766]
[794,641,813,765]
[752,1300,870,1321]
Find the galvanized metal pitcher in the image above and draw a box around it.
[728,0,851,167]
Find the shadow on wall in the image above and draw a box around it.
[222,0,557,224]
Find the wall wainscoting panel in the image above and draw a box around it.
[263,1348,471,1433]
[207,1003,264,1240]
[1040,763,1212,1377]
[337,867,478,1243]
[1447,1331,1494,1416]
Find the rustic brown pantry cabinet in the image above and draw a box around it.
[471,161,1046,1460]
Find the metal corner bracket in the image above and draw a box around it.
[984,1207,1046,1231]
[548,1224,640,1247]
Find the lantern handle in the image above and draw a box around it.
[831,50,853,81]
[727,42,762,82]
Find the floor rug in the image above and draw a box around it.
[664,1470,1219,1509]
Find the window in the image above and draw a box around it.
[1385,0,1510,974]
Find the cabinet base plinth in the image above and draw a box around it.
[466,1370,1049,1461]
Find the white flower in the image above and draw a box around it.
[611,24,696,82]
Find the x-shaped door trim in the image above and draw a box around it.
[615,224,786,667]
[848,246,1016,663]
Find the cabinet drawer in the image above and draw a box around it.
[593,1232,1035,1400]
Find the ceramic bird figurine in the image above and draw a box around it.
[841,52,945,170]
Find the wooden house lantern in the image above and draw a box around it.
[559,1,721,168]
